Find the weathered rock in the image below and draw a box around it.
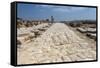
[17,40,21,45]
[87,28,96,33]
[38,28,46,31]
[17,40,22,48]
[87,33,96,40]
[77,28,87,33]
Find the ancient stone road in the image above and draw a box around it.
[17,23,96,64]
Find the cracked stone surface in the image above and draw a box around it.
[17,23,96,65]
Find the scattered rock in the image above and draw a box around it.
[17,40,21,45]
[77,28,87,33]
[87,28,96,33]
[17,40,22,48]
[87,33,96,40]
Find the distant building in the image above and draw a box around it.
[51,16,54,23]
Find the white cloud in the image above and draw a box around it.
[35,4,88,12]
[71,7,87,10]
[53,7,87,12]
[53,7,69,12]
[39,5,50,7]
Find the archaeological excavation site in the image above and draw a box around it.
[17,17,97,64]
[11,2,97,66]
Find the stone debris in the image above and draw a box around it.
[87,33,96,40]
[77,27,96,40]
[87,28,96,33]
[17,23,96,65]
[17,23,51,43]
[77,28,87,33]
[77,28,96,33]
[17,40,22,48]
[17,40,21,45]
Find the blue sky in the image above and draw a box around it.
[17,3,96,21]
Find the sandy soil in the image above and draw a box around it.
[17,23,96,65]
